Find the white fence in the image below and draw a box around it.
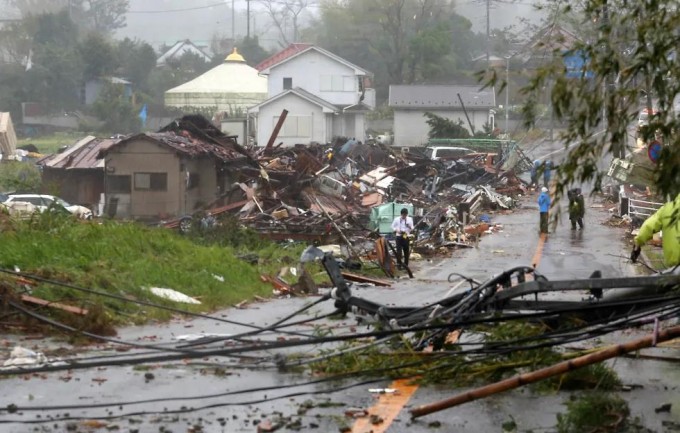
[619,185,663,221]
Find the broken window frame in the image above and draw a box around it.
[134,172,167,192]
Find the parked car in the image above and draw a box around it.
[0,200,38,219]
[423,146,475,161]
[3,194,93,219]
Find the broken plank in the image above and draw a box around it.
[20,294,89,316]
[260,275,293,293]
[341,272,392,287]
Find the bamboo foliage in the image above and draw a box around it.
[410,324,680,418]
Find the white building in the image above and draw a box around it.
[389,84,497,147]
[164,48,267,115]
[248,44,374,147]
[156,40,212,67]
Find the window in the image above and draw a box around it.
[274,115,312,138]
[283,77,292,90]
[108,175,131,193]
[320,75,355,92]
[134,173,167,191]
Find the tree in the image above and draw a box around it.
[258,0,311,46]
[208,35,271,68]
[424,112,471,138]
[79,32,117,81]
[92,81,140,133]
[81,0,129,33]
[514,0,680,199]
[7,0,129,34]
[0,161,41,193]
[21,11,83,110]
[4,0,68,15]
[236,36,271,67]
[305,0,481,101]
[115,38,157,92]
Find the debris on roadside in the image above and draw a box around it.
[146,287,201,304]
[2,346,47,368]
[158,135,529,278]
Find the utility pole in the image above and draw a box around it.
[247,0,251,39]
[231,0,235,41]
[505,56,510,133]
[486,0,490,64]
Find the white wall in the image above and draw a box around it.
[393,109,492,147]
[268,50,362,107]
[256,93,328,147]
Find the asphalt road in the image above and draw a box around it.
[1,135,679,433]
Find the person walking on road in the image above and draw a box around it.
[631,193,680,268]
[543,160,553,188]
[530,160,541,189]
[538,187,551,234]
[568,188,585,230]
[392,207,414,269]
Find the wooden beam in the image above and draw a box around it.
[341,272,392,287]
[20,295,89,316]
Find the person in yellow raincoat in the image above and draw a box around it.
[631,193,680,267]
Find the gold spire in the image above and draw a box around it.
[225,47,245,62]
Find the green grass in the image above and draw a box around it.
[18,132,89,155]
[556,392,630,433]
[0,213,311,329]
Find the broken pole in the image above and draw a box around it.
[457,93,475,135]
[410,323,680,419]
[265,109,288,150]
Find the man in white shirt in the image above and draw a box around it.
[391,207,414,269]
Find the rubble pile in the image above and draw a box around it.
[174,135,532,262]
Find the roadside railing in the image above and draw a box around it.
[619,185,664,222]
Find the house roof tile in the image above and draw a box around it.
[38,136,121,169]
[255,43,313,72]
[106,131,244,163]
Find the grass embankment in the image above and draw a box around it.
[17,132,88,155]
[0,213,314,331]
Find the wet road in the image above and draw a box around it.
[2,135,679,433]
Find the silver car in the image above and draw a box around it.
[3,194,93,219]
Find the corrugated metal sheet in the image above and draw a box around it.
[38,136,120,169]
[0,112,17,157]
[106,132,245,162]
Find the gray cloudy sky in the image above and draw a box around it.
[117,0,289,50]
[117,0,545,51]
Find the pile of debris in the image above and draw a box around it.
[167,130,531,264]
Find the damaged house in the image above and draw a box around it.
[100,116,253,220]
[249,44,375,147]
[37,136,121,213]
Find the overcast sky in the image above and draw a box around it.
[116,0,546,51]
[117,0,285,50]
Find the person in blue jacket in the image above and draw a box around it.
[537,186,551,234]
